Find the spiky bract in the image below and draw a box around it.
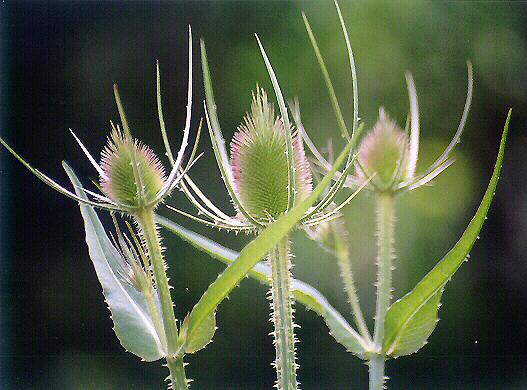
[230,88,312,223]
[101,130,166,209]
[356,109,408,192]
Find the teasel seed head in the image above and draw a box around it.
[230,87,312,223]
[100,130,166,210]
[356,108,409,192]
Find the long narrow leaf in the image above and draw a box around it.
[157,215,369,356]
[383,110,510,357]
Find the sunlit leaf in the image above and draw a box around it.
[185,313,216,354]
[64,162,165,362]
[383,110,510,357]
[385,290,442,357]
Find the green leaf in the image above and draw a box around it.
[385,290,443,358]
[157,216,369,358]
[383,110,510,357]
[184,132,357,347]
[185,313,217,354]
[63,162,165,362]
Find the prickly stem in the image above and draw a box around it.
[167,356,189,390]
[370,193,395,390]
[269,237,298,390]
[369,353,386,390]
[135,207,185,389]
[333,222,372,344]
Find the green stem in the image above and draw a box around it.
[167,356,189,390]
[333,222,372,344]
[137,208,187,389]
[369,353,385,390]
[370,193,395,390]
[269,237,297,390]
[135,207,180,355]
[136,208,178,356]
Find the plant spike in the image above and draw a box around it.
[69,128,107,179]
[152,27,193,205]
[334,0,359,137]
[184,117,203,172]
[157,60,174,166]
[405,72,419,179]
[167,205,253,232]
[291,105,365,189]
[404,158,456,192]
[157,49,232,226]
[410,61,473,183]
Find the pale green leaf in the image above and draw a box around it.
[184,132,357,347]
[64,163,165,362]
[185,313,216,354]
[385,290,443,357]
[383,110,510,357]
[157,216,369,357]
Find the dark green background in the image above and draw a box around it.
[1,1,525,388]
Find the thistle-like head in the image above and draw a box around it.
[100,130,166,210]
[355,108,409,193]
[230,88,312,223]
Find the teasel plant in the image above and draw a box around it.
[165,27,374,387]
[1,2,512,388]
[298,3,511,388]
[0,28,216,389]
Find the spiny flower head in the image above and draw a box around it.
[168,41,368,234]
[355,108,409,192]
[230,88,312,222]
[299,64,474,196]
[100,130,166,210]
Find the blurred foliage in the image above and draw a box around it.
[2,1,526,388]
